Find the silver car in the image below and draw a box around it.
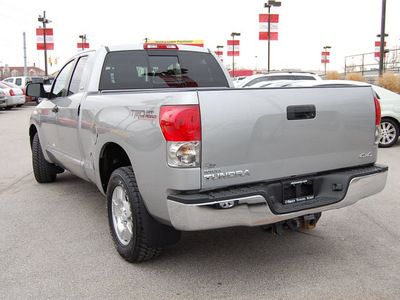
[0,82,26,108]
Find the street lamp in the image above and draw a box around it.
[38,11,51,76]
[323,46,331,75]
[264,1,281,72]
[231,32,241,78]
[79,34,87,51]
[216,45,223,57]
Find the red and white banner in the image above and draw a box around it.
[36,28,54,50]
[77,43,90,51]
[215,51,223,62]
[321,52,330,64]
[375,41,387,58]
[227,40,240,56]
[259,14,279,41]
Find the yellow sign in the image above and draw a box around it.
[148,40,204,47]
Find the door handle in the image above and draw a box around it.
[287,105,316,120]
[52,105,59,113]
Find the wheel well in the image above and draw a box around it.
[381,116,400,127]
[100,143,131,193]
[29,125,38,148]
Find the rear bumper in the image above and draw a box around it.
[166,164,388,231]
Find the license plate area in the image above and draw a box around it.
[282,179,314,205]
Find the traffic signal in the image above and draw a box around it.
[49,57,52,67]
[33,63,36,68]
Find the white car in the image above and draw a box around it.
[0,90,7,108]
[234,72,322,88]
[267,80,400,148]
[0,82,26,108]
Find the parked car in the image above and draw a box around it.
[234,72,322,88]
[3,76,46,102]
[3,76,43,87]
[263,80,400,148]
[0,82,26,108]
[0,90,7,109]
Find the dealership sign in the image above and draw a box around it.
[148,40,204,47]
[259,14,279,41]
[36,28,54,50]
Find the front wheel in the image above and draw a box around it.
[32,133,63,183]
[107,167,162,262]
[379,118,399,148]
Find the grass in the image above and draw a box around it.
[326,71,400,94]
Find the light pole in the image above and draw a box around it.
[264,1,281,72]
[38,11,51,76]
[231,32,240,78]
[323,46,331,75]
[216,45,223,58]
[79,34,87,51]
[378,0,387,77]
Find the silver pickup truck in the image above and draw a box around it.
[27,43,388,263]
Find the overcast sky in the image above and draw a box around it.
[1,0,399,73]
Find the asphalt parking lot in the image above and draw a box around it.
[1,103,400,299]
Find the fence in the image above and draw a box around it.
[344,48,400,77]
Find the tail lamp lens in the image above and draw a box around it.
[9,89,15,96]
[159,105,201,141]
[160,105,201,167]
[374,97,381,125]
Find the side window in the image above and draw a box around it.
[51,60,74,98]
[15,78,22,86]
[68,56,88,95]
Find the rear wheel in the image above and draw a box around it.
[107,167,162,262]
[379,118,399,148]
[32,133,62,183]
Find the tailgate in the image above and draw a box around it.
[199,86,377,189]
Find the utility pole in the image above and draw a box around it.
[38,11,51,76]
[23,32,27,76]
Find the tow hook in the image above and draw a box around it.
[262,213,321,235]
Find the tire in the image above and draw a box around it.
[32,133,59,183]
[379,118,399,148]
[107,166,162,263]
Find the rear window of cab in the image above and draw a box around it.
[99,50,229,90]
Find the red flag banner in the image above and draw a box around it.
[215,51,223,62]
[77,43,90,50]
[375,41,387,58]
[36,28,54,50]
[227,40,240,56]
[259,14,279,41]
[321,52,330,64]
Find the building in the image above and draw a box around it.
[0,65,45,80]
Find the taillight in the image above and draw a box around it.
[144,43,179,50]
[160,105,201,141]
[374,97,382,145]
[374,97,381,125]
[9,89,15,96]
[160,105,201,167]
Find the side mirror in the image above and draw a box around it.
[26,83,49,98]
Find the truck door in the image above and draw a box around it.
[50,56,88,178]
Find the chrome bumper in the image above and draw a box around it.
[167,165,388,231]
